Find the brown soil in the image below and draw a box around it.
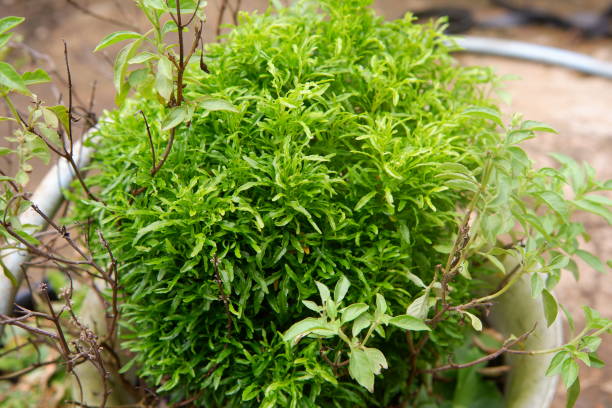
[2,1,611,407]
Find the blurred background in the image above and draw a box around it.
[1,1,611,407]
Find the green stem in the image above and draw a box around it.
[442,154,494,278]
[337,328,352,349]
[510,323,611,356]
[472,265,525,305]
[3,95,21,127]
[361,320,380,346]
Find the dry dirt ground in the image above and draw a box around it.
[2,1,611,407]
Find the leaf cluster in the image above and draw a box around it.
[69,0,611,407]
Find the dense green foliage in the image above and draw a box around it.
[69,0,611,407]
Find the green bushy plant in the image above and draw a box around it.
[1,0,610,407]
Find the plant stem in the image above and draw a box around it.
[508,323,611,356]
[361,320,379,346]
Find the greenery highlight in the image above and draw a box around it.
[0,0,610,407]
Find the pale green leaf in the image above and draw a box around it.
[576,250,606,273]
[161,106,190,131]
[364,347,388,375]
[0,17,24,35]
[341,303,369,323]
[133,220,182,244]
[463,106,503,127]
[583,195,612,207]
[334,275,350,304]
[573,199,612,224]
[354,191,376,211]
[399,222,411,245]
[535,191,568,217]
[482,253,506,274]
[352,312,372,337]
[406,292,430,320]
[580,336,601,353]
[282,317,334,345]
[546,351,570,376]
[302,300,321,313]
[144,0,170,10]
[463,311,483,331]
[566,377,580,408]
[560,303,575,335]
[375,293,387,316]
[1,260,18,287]
[22,69,51,85]
[129,52,158,64]
[113,37,145,103]
[542,289,558,327]
[531,272,545,298]
[0,62,30,94]
[315,281,331,305]
[0,33,12,49]
[561,358,579,388]
[95,31,142,52]
[388,314,430,331]
[155,56,174,102]
[384,188,394,209]
[348,349,375,392]
[200,98,239,113]
[445,178,479,193]
[405,272,426,288]
[326,298,337,320]
[521,120,557,134]
[242,384,260,402]
[47,105,70,133]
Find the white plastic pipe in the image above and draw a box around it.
[488,258,563,408]
[454,36,612,79]
[0,139,95,336]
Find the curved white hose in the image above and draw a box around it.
[454,36,612,79]
[0,138,95,336]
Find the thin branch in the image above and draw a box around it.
[232,0,243,25]
[0,338,44,359]
[63,41,74,156]
[28,203,105,275]
[20,117,100,202]
[184,21,204,66]
[421,325,537,373]
[406,158,495,389]
[8,41,64,102]
[140,111,156,168]
[97,230,120,345]
[216,0,230,36]
[0,358,61,380]
[0,314,60,339]
[149,127,176,177]
[176,0,185,104]
[133,0,203,193]
[1,222,93,268]
[171,392,204,408]
[40,283,72,368]
[319,347,349,368]
[183,0,203,27]
[212,255,233,337]
[0,168,19,192]
[86,80,98,128]
[66,0,140,31]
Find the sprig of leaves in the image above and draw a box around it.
[284,278,429,392]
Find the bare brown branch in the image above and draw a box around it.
[66,0,140,31]
[421,325,537,373]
